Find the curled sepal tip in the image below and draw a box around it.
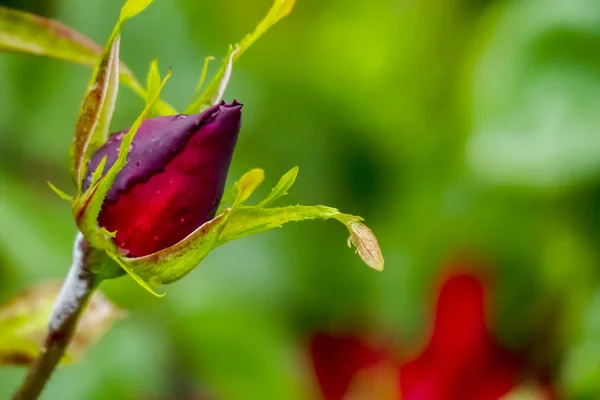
[113,167,383,293]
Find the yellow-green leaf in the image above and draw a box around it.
[257,166,298,207]
[70,35,120,189]
[185,0,296,113]
[47,181,72,201]
[71,0,159,191]
[235,168,265,205]
[194,55,214,94]
[120,0,154,21]
[145,58,162,117]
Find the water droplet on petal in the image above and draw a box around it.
[173,114,187,121]
[128,143,135,154]
[180,218,185,224]
[153,235,159,242]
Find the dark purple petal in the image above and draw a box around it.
[82,100,242,257]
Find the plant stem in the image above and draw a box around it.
[12,233,98,400]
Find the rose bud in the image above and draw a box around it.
[81,100,242,257]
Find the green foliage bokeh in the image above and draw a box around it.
[2,0,600,398]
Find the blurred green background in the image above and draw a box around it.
[2,0,600,398]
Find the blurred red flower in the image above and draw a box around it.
[309,264,558,400]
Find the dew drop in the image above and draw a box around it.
[128,143,135,154]
[180,218,185,224]
[153,235,159,241]
[173,114,187,121]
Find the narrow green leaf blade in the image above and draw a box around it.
[0,5,177,115]
[90,156,108,187]
[145,58,162,117]
[234,0,296,61]
[71,35,121,189]
[217,205,384,271]
[47,181,72,201]
[235,168,265,205]
[0,5,101,66]
[257,166,298,207]
[185,0,296,113]
[194,55,215,94]
[120,0,154,21]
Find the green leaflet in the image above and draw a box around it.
[257,166,298,207]
[118,167,383,291]
[0,5,176,115]
[47,181,72,201]
[0,281,121,366]
[185,0,296,113]
[145,59,163,118]
[120,0,155,20]
[194,56,215,95]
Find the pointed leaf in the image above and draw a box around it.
[216,205,384,271]
[71,37,121,191]
[0,281,123,366]
[235,168,265,205]
[257,166,298,207]
[109,253,165,297]
[185,0,296,112]
[194,55,215,94]
[145,58,162,117]
[90,156,108,187]
[0,5,177,115]
[120,0,154,21]
[47,181,72,201]
[71,0,160,188]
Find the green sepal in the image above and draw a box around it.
[73,69,172,253]
[113,167,383,293]
[185,0,296,113]
[257,166,298,207]
[70,34,120,190]
[90,156,108,188]
[144,58,172,117]
[47,181,72,201]
[194,56,215,95]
